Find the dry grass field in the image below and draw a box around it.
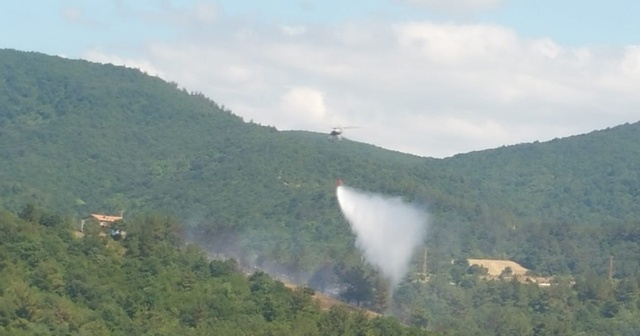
[467,258,552,286]
[282,281,380,317]
[467,258,530,277]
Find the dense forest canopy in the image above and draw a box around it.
[0,207,432,335]
[2,48,640,334]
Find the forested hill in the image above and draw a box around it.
[420,121,640,275]
[0,49,424,214]
[4,48,640,334]
[3,47,640,273]
[439,122,640,223]
[0,208,433,335]
[0,48,265,212]
[0,48,432,287]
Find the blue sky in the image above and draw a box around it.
[2,1,640,157]
[481,1,640,46]
[4,0,636,52]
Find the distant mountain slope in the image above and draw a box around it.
[0,49,426,214]
[0,49,253,210]
[0,49,436,277]
[440,122,640,222]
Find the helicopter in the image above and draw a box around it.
[329,126,358,141]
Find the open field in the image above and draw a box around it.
[468,258,530,277]
[468,259,552,286]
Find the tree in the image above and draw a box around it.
[339,265,374,307]
[318,306,353,336]
[18,203,39,222]
[409,308,430,329]
[372,275,390,313]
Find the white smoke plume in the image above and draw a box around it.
[336,185,428,287]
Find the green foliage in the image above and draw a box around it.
[5,48,640,334]
[338,264,375,307]
[0,208,429,335]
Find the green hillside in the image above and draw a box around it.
[0,49,433,276]
[423,124,640,275]
[441,123,640,222]
[3,48,640,334]
[0,208,432,335]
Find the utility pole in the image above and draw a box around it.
[608,256,614,283]
[422,246,428,276]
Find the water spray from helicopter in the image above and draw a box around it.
[336,180,428,288]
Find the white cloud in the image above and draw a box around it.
[83,6,640,158]
[621,46,640,77]
[396,0,504,12]
[281,25,307,36]
[83,48,164,77]
[393,22,518,64]
[192,2,217,25]
[62,6,104,28]
[62,7,83,22]
[531,38,561,59]
[279,87,328,128]
[111,1,218,29]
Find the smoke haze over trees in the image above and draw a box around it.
[3,48,640,334]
